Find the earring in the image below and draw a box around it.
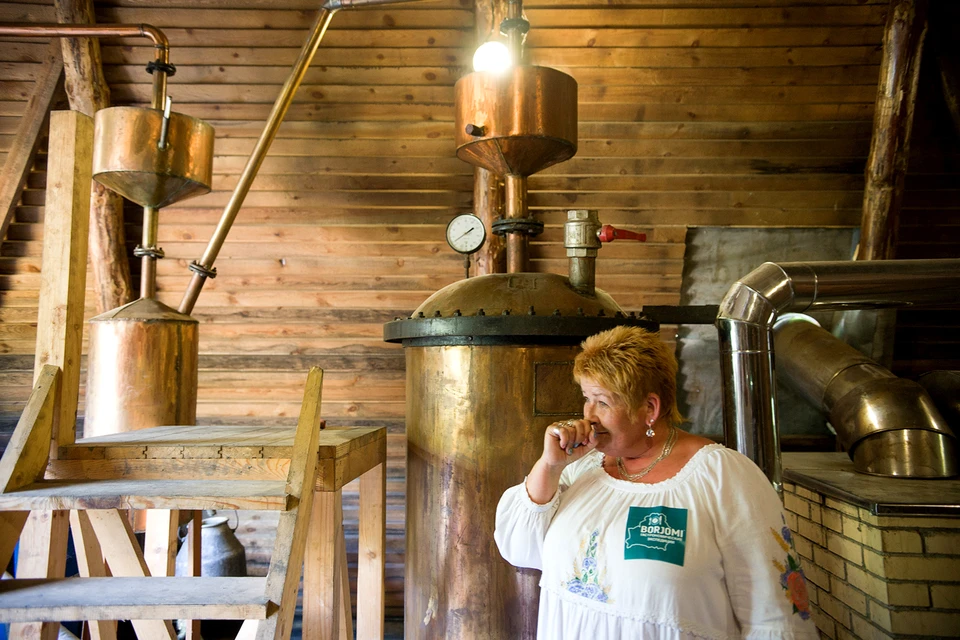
[646,420,655,438]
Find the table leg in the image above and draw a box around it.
[304,490,342,640]
[356,462,386,640]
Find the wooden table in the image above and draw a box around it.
[44,424,388,640]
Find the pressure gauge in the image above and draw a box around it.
[445,213,486,255]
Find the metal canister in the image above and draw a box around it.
[85,298,198,437]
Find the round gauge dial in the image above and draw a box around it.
[445,213,486,255]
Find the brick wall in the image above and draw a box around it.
[783,482,960,639]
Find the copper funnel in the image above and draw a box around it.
[93,106,215,208]
[455,65,577,177]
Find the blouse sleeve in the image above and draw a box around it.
[706,449,819,639]
[494,451,601,571]
[493,479,561,570]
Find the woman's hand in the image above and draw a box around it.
[542,418,596,468]
[525,419,596,505]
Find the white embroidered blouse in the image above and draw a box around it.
[494,444,819,639]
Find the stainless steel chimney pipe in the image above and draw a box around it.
[716,259,960,490]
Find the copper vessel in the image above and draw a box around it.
[85,298,198,437]
[455,66,577,177]
[386,269,656,640]
[93,106,214,209]
[454,65,577,273]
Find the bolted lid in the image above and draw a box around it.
[383,273,656,346]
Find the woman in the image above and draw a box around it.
[495,326,817,639]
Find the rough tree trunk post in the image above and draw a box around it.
[470,0,507,276]
[859,0,928,261]
[55,0,134,312]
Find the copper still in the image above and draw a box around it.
[385,235,656,639]
[388,5,648,633]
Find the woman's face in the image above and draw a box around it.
[580,376,648,455]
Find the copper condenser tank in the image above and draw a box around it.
[85,298,198,437]
[93,106,214,209]
[87,105,213,436]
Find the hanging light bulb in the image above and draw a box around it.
[472,40,512,74]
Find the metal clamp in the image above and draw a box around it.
[188,260,217,279]
[133,245,165,259]
[146,60,177,76]
[491,217,544,237]
[500,17,530,36]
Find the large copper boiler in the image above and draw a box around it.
[386,276,656,639]
[385,211,656,639]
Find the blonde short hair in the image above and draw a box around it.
[573,325,683,426]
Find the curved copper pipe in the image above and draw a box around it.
[0,24,170,109]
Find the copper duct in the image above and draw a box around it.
[773,315,956,478]
[716,259,960,489]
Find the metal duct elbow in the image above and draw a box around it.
[715,259,960,488]
[773,316,957,478]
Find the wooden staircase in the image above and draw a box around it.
[0,366,324,638]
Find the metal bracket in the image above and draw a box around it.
[133,245,165,259]
[188,261,217,279]
[491,217,544,237]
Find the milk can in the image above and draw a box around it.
[175,515,247,578]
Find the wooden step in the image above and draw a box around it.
[0,577,271,622]
[0,478,293,511]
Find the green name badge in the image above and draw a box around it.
[624,506,688,566]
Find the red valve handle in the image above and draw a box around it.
[598,225,646,243]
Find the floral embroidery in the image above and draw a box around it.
[772,516,811,620]
[562,529,611,603]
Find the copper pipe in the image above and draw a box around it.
[140,206,158,299]
[177,8,337,314]
[504,175,527,273]
[0,24,170,109]
[323,0,418,7]
[178,0,427,314]
[506,0,523,64]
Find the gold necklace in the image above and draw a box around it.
[616,426,677,482]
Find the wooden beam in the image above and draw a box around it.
[11,509,70,640]
[34,110,92,450]
[86,509,177,640]
[0,366,60,494]
[859,0,928,261]
[355,462,386,640]
[471,167,505,276]
[69,510,119,640]
[54,0,133,312]
[0,43,63,245]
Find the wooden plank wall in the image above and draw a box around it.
[0,0,914,620]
